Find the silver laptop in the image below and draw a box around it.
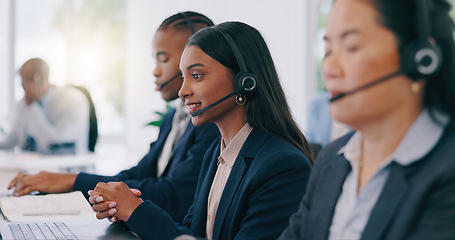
[0,219,139,240]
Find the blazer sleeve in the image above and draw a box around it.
[73,111,220,222]
[123,133,311,240]
[404,168,455,240]
[278,154,323,240]
[278,133,353,240]
[232,151,311,240]
[73,140,165,199]
[73,110,176,197]
[123,122,219,222]
[124,139,221,240]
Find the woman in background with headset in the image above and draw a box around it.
[280,0,455,239]
[88,21,313,240]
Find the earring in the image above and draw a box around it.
[411,82,421,94]
[235,94,246,105]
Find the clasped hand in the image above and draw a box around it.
[88,182,143,223]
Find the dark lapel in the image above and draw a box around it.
[211,129,268,240]
[171,119,193,155]
[164,121,194,173]
[156,109,175,149]
[190,140,221,236]
[149,109,175,174]
[307,154,351,239]
[361,162,408,240]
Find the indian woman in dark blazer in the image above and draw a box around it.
[279,0,455,239]
[7,12,218,223]
[88,21,313,240]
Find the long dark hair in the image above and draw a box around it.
[187,21,314,163]
[370,0,455,123]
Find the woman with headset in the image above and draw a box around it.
[7,11,220,223]
[280,0,455,239]
[88,21,313,240]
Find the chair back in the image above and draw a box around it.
[73,85,98,152]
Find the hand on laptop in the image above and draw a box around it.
[88,182,143,223]
[7,171,78,196]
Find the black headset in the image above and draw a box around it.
[401,0,442,80]
[215,28,257,96]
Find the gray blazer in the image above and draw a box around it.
[280,126,455,240]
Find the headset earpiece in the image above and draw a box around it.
[401,0,442,80]
[234,72,257,96]
[401,40,442,80]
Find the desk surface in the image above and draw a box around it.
[0,151,97,172]
[0,148,137,197]
[0,149,143,239]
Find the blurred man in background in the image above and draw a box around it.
[0,58,89,154]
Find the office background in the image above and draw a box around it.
[4,0,453,171]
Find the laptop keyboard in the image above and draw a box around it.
[9,222,78,240]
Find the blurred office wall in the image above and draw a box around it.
[0,0,321,162]
[0,0,13,129]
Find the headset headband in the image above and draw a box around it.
[214,28,248,74]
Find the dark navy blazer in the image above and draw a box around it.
[125,129,312,240]
[280,125,455,240]
[73,109,220,222]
